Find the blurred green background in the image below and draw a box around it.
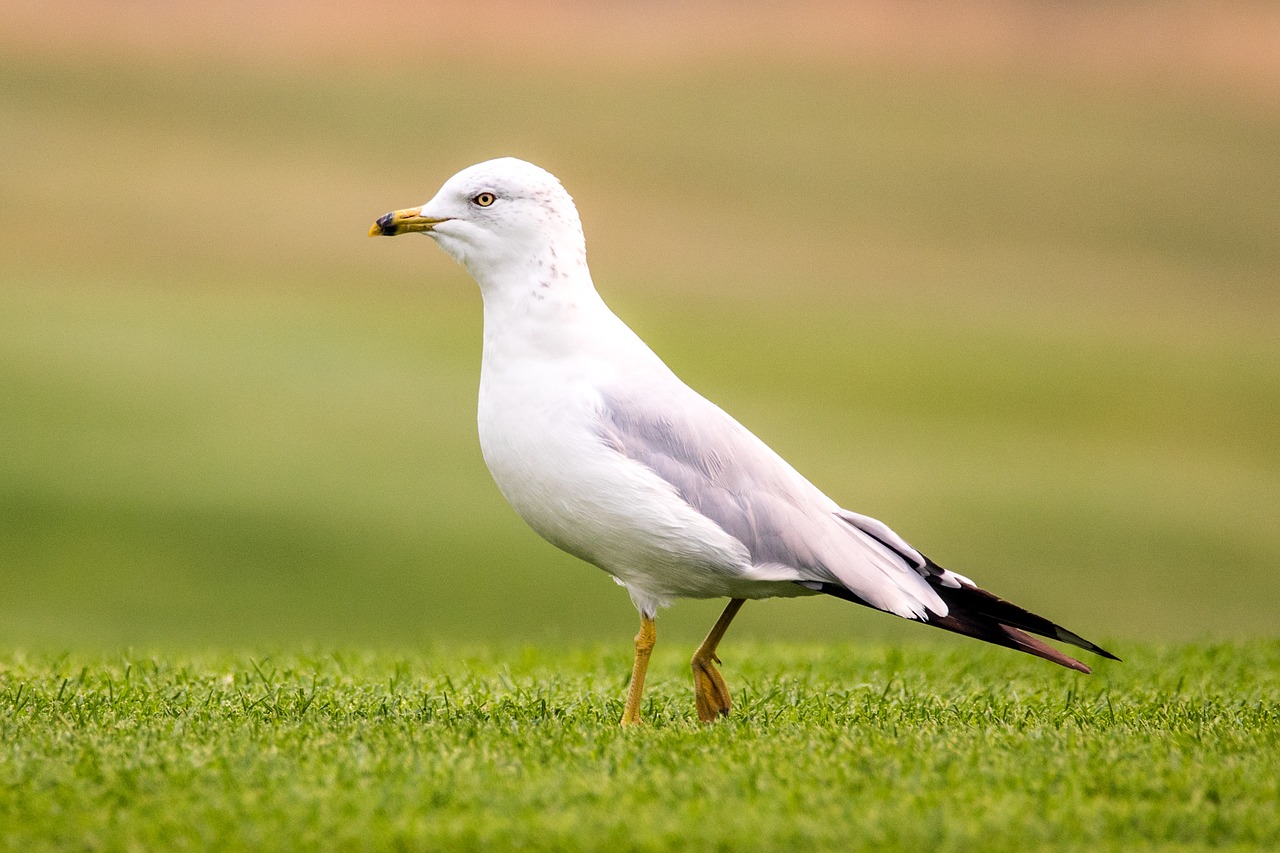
[2,2,1277,650]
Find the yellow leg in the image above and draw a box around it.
[621,615,656,726]
[692,598,746,723]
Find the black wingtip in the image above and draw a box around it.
[1091,645,1122,663]
[801,578,1119,672]
[1052,627,1121,662]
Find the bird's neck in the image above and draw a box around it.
[474,244,658,381]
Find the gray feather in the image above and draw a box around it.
[598,390,835,575]
[595,386,953,620]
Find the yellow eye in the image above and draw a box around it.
[473,192,496,207]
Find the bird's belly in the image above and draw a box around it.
[476,385,751,600]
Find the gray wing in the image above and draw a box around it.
[596,386,948,619]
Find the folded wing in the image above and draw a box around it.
[597,385,1117,670]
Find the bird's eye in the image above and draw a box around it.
[473,192,496,207]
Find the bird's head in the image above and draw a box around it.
[370,157,587,285]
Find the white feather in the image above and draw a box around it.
[409,158,953,623]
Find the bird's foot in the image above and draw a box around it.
[691,652,732,722]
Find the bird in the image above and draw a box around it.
[369,157,1117,725]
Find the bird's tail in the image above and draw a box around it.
[812,567,1119,673]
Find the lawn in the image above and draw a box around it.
[2,642,1278,851]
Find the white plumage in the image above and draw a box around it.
[370,157,1115,724]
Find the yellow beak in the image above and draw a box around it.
[368,207,450,237]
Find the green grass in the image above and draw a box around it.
[2,642,1278,851]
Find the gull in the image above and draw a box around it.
[370,157,1117,725]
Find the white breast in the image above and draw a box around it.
[474,289,753,611]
